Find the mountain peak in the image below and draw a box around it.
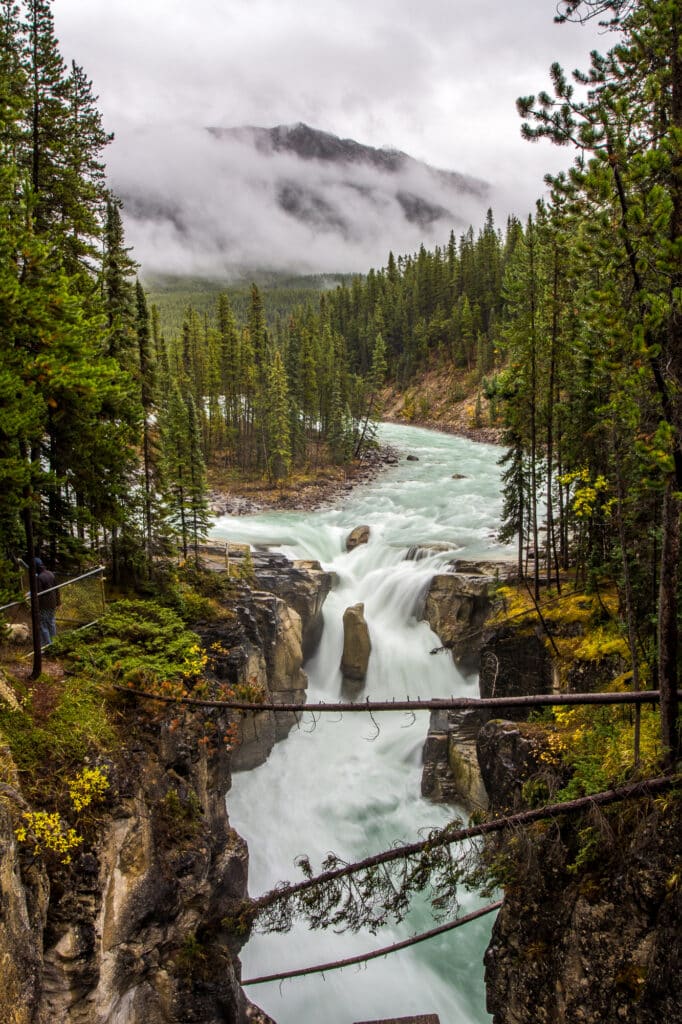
[117,123,491,276]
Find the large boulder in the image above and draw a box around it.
[254,555,333,658]
[422,572,494,666]
[340,603,372,681]
[346,525,370,551]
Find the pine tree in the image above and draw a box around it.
[136,280,157,569]
[184,393,211,564]
[102,196,137,362]
[22,0,69,233]
[518,0,682,760]
[264,349,292,483]
[354,332,387,457]
[161,382,190,560]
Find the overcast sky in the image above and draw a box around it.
[51,0,610,274]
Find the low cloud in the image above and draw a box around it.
[53,0,608,276]
[109,124,494,277]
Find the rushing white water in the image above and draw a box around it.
[212,423,512,1024]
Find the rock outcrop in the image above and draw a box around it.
[419,560,514,807]
[483,771,682,1024]
[469,600,682,1024]
[0,754,48,1024]
[197,545,334,770]
[340,603,372,682]
[421,707,489,810]
[1,706,273,1024]
[476,718,547,812]
[479,623,554,710]
[198,588,306,771]
[418,559,514,667]
[345,525,370,552]
[201,545,333,661]
[422,573,493,667]
[252,554,333,658]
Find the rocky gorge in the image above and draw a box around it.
[1,422,679,1024]
[0,549,334,1024]
[418,567,681,1024]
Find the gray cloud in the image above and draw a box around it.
[52,0,608,274]
[108,125,492,275]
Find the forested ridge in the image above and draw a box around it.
[0,1,680,1021]
[2,0,680,763]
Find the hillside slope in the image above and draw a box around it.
[382,365,502,444]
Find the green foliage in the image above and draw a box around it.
[498,0,682,761]
[546,703,662,799]
[51,599,206,685]
[156,786,202,841]
[0,674,115,778]
[566,825,602,874]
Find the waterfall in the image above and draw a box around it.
[211,423,510,1024]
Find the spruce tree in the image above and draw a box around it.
[264,349,292,483]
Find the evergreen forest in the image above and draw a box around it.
[0,0,680,762]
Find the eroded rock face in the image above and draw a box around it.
[2,708,273,1024]
[479,624,553,713]
[253,555,333,659]
[199,545,333,661]
[345,525,370,551]
[340,603,371,682]
[484,797,682,1024]
[422,708,490,810]
[476,719,547,813]
[0,762,48,1024]
[204,589,309,771]
[422,573,493,667]
[419,564,511,808]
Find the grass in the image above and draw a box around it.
[0,672,116,799]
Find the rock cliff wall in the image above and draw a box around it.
[420,575,680,1024]
[419,560,512,810]
[479,719,681,1024]
[0,552,332,1024]
[0,701,267,1024]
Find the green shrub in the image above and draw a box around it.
[52,599,206,684]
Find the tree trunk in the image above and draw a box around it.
[22,499,42,681]
[658,483,680,767]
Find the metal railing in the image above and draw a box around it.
[0,566,106,654]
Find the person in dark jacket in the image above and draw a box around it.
[34,557,60,646]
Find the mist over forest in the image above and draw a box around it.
[109,122,493,278]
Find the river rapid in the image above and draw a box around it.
[211,422,512,1024]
